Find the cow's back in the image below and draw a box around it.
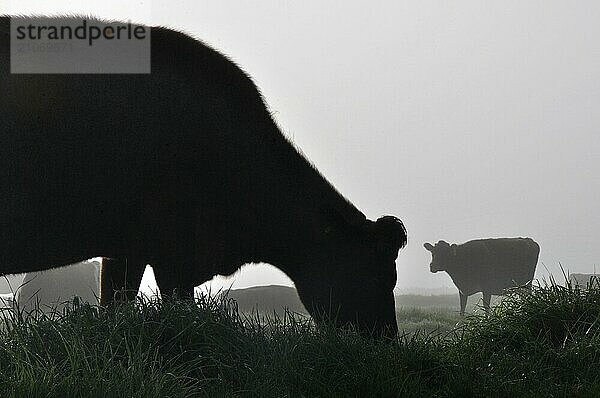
[473,238,539,292]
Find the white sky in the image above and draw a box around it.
[2,1,599,293]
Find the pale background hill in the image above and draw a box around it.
[220,285,307,315]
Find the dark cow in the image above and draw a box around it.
[0,16,406,337]
[424,238,539,315]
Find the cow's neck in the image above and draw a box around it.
[238,199,353,287]
[210,119,366,282]
[443,248,482,295]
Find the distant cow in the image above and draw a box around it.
[569,273,600,289]
[424,238,539,315]
[0,16,407,337]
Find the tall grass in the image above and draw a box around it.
[0,279,599,397]
[454,279,600,396]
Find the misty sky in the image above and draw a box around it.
[3,1,600,293]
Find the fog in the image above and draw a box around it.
[3,1,599,293]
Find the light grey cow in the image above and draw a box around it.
[569,273,600,290]
[16,260,100,315]
[424,238,540,315]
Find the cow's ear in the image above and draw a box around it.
[451,244,458,256]
[423,242,434,252]
[374,216,407,255]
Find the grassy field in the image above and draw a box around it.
[1,282,599,397]
[224,285,498,337]
[393,293,504,337]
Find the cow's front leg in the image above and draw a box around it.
[100,257,146,305]
[459,291,467,316]
[152,261,196,300]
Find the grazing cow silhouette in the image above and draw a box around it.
[0,16,407,337]
[424,238,539,315]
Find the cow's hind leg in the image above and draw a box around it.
[459,292,467,316]
[482,291,492,313]
[100,258,145,305]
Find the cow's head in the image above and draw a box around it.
[423,240,452,273]
[295,215,406,339]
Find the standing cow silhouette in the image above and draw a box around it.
[0,16,406,337]
[424,238,539,315]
